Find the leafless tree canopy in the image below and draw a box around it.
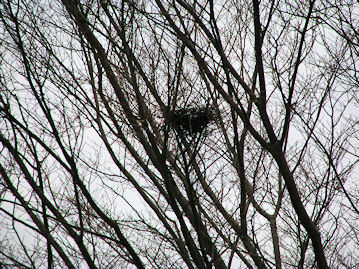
[0,0,358,268]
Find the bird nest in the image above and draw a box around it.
[166,106,216,136]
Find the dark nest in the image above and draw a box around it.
[166,106,216,136]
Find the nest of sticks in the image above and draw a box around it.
[166,106,216,136]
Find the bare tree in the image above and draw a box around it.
[0,0,358,268]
